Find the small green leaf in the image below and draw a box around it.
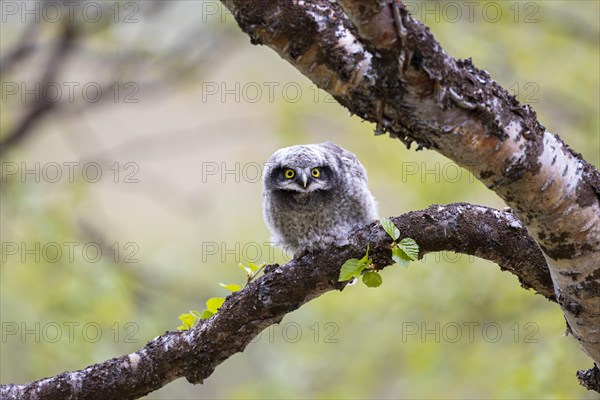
[190,310,203,319]
[200,310,214,319]
[359,244,371,266]
[220,283,241,292]
[239,263,253,276]
[392,246,411,267]
[248,262,263,272]
[338,258,365,281]
[362,271,383,288]
[177,313,197,330]
[180,313,196,326]
[206,297,225,314]
[397,238,419,260]
[380,218,400,240]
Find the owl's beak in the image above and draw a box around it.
[301,172,308,188]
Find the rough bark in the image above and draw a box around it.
[0,204,555,399]
[219,0,600,364]
[577,364,600,392]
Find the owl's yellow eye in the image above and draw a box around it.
[311,168,320,178]
[284,169,295,179]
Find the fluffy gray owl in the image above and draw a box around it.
[263,142,378,255]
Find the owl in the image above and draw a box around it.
[262,142,378,255]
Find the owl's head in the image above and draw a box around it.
[263,142,344,194]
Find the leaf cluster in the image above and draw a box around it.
[337,218,419,288]
[380,217,419,267]
[177,262,264,330]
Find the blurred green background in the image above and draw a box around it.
[1,1,598,399]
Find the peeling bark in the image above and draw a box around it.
[1,205,555,399]
[220,0,600,364]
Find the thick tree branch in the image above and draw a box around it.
[1,204,555,399]
[219,0,600,363]
[336,0,400,51]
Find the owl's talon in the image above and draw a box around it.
[293,247,311,259]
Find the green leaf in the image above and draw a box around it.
[177,313,197,330]
[190,310,203,319]
[239,263,253,276]
[392,246,411,267]
[397,238,419,260]
[362,271,383,288]
[359,244,371,266]
[206,297,225,314]
[248,262,263,272]
[200,310,214,319]
[338,258,365,281]
[220,283,241,292]
[380,217,400,240]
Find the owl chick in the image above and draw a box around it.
[263,142,378,255]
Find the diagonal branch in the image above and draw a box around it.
[0,21,40,79]
[0,20,77,157]
[0,204,554,400]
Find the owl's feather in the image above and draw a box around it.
[262,142,378,254]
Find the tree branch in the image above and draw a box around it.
[0,21,39,79]
[0,20,77,156]
[0,204,555,399]
[219,0,600,364]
